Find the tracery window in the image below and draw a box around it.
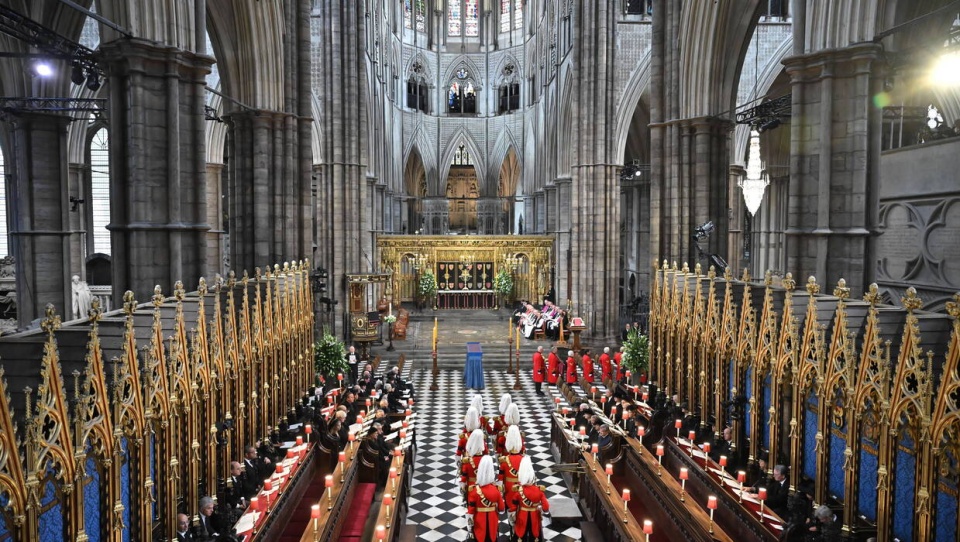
[407,61,430,112]
[448,0,479,37]
[0,146,6,257]
[404,0,426,31]
[448,68,477,114]
[88,128,111,255]
[452,144,473,166]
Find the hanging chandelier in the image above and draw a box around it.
[739,130,769,215]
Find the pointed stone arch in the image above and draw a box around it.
[438,130,485,194]
[206,0,286,110]
[494,53,522,85]
[404,52,433,82]
[613,51,652,164]
[556,70,575,176]
[404,128,439,195]
[488,130,521,197]
[441,55,485,90]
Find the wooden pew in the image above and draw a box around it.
[367,450,413,541]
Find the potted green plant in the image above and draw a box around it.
[493,268,514,306]
[418,270,438,309]
[621,329,649,383]
[314,333,349,384]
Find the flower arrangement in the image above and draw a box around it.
[383,314,397,324]
[493,268,514,297]
[314,333,348,379]
[418,271,438,298]
[621,329,649,374]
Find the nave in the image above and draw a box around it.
[405,367,581,542]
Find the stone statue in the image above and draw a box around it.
[71,275,94,319]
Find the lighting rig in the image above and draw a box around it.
[734,93,791,132]
[0,5,104,90]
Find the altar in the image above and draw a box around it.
[375,235,554,308]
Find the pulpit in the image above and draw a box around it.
[568,317,586,352]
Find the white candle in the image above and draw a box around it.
[389,302,392,315]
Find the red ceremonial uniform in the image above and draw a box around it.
[599,352,612,382]
[547,352,560,384]
[496,428,525,457]
[614,352,624,380]
[498,453,525,503]
[565,356,577,384]
[582,354,595,383]
[461,454,484,488]
[467,483,505,542]
[510,484,550,540]
[457,432,489,457]
[532,351,546,383]
[490,415,506,435]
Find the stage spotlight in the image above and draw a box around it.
[71,63,85,85]
[757,118,781,133]
[85,70,101,91]
[694,221,715,240]
[32,60,54,78]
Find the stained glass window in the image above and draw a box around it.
[414,0,426,31]
[448,1,462,36]
[501,0,511,32]
[465,0,479,36]
[404,0,412,29]
[514,0,523,29]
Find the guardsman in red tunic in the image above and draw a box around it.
[457,407,482,457]
[496,407,525,457]
[582,349,595,383]
[467,456,505,542]
[498,426,526,503]
[546,346,560,386]
[565,350,577,385]
[491,393,512,434]
[460,429,487,497]
[509,456,550,542]
[599,347,612,383]
[532,346,546,395]
[470,394,493,435]
[614,346,624,381]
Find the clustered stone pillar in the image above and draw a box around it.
[100,39,214,305]
[6,112,73,325]
[651,0,732,275]
[783,43,882,294]
[568,1,620,335]
[314,0,371,325]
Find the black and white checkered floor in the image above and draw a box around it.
[405,368,582,542]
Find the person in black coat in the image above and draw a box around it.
[808,505,842,542]
[242,445,272,482]
[176,513,195,541]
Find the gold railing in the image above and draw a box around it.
[649,261,960,541]
[0,261,315,541]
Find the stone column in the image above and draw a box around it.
[205,162,224,275]
[6,112,72,326]
[315,0,370,326]
[783,43,881,294]
[225,110,306,272]
[99,39,213,303]
[68,162,87,278]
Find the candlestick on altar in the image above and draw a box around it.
[389,467,398,492]
[737,471,746,503]
[656,445,664,476]
[707,495,718,534]
[305,424,312,443]
[679,468,688,501]
[338,451,346,483]
[591,443,599,466]
[555,396,561,411]
[675,419,682,439]
[637,426,645,453]
[642,390,648,403]
[643,519,653,542]
[376,524,386,541]
[702,442,711,468]
[605,463,613,494]
[325,475,334,509]
[622,489,631,523]
[720,455,727,468]
[758,487,767,517]
[591,386,597,401]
